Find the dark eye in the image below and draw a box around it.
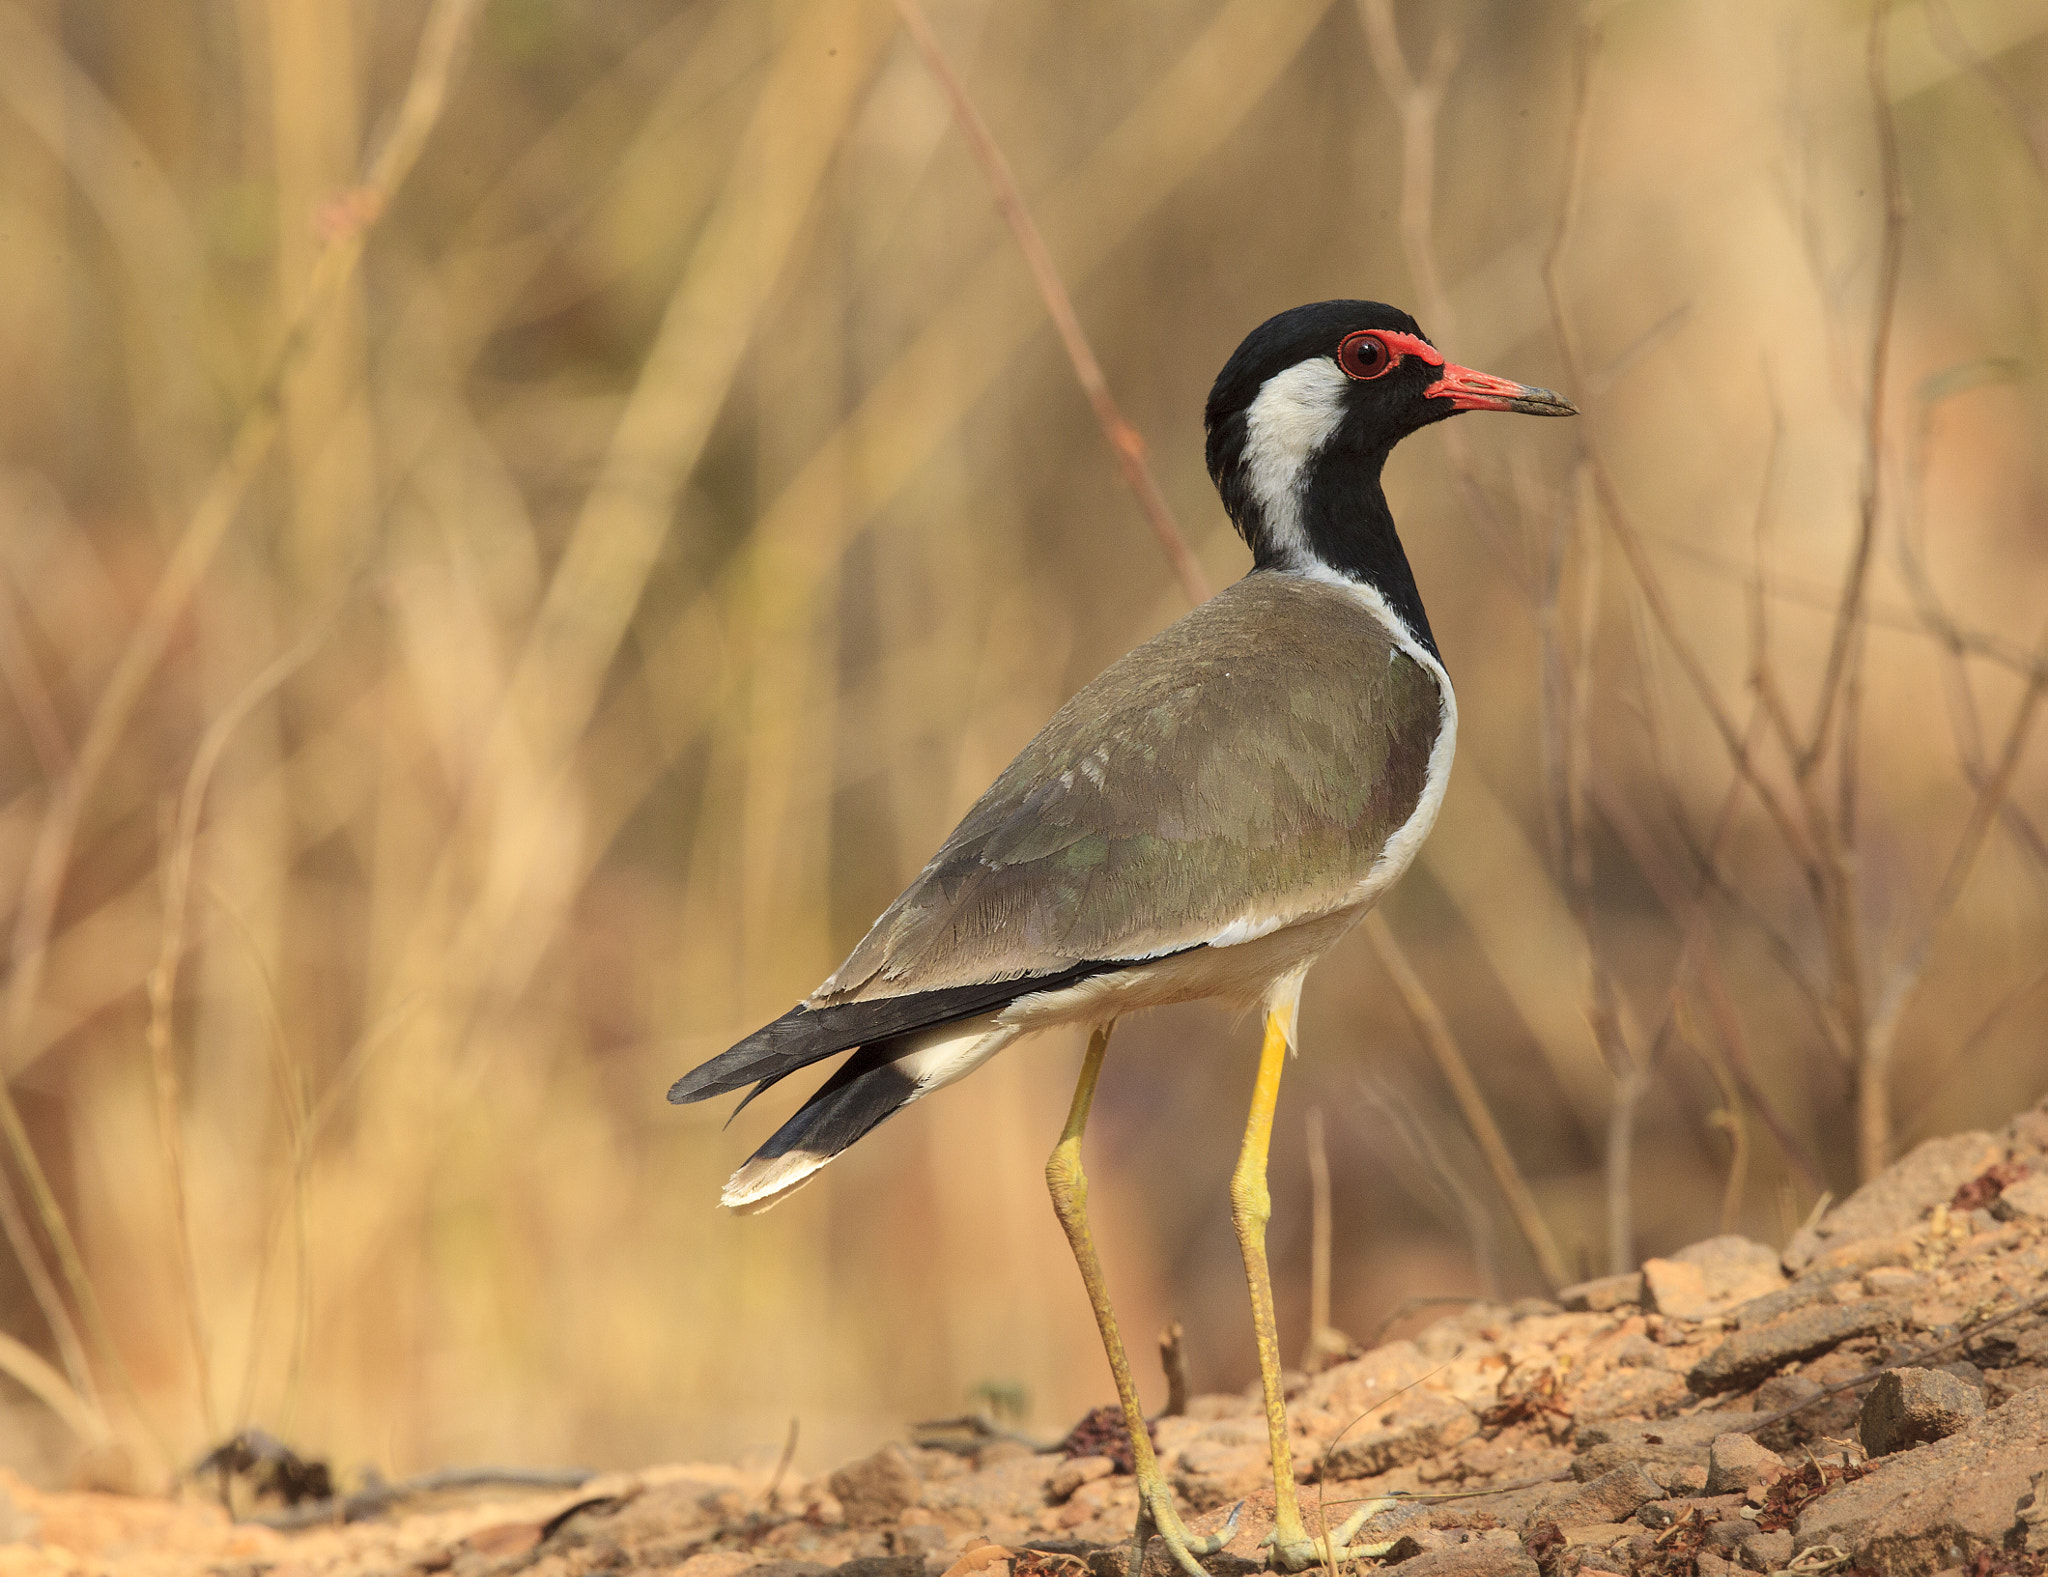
[1336,331,1394,380]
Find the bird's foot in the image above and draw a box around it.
[1126,1485,1241,1577]
[1259,1498,1401,1572]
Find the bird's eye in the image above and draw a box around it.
[1336,331,1394,380]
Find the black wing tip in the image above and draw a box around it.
[668,1002,817,1105]
[664,961,1154,1114]
[667,1073,715,1104]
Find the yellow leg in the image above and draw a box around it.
[1233,991,1398,1571]
[1230,997,1311,1555]
[1048,1021,1236,1577]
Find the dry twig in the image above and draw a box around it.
[891,0,1210,607]
[1364,916,1569,1291]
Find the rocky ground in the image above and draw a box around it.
[9,1104,2048,1577]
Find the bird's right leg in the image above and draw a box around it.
[1047,1020,1235,1577]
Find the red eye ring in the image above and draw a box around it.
[1337,330,1395,380]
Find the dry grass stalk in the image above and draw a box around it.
[0,0,485,1460]
[891,0,1209,607]
[1303,1109,1334,1372]
[145,635,319,1443]
[1363,914,1569,1291]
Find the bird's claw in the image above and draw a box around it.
[1131,1487,1241,1577]
[1258,1499,1401,1571]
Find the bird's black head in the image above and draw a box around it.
[1204,300,1574,656]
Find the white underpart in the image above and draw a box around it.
[1240,357,1349,562]
[1290,561,1459,914]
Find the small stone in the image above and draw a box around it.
[1670,1236,1787,1311]
[1688,1301,1903,1394]
[1862,1265,1924,1296]
[1781,1132,2002,1270]
[1385,1545,1540,1577]
[1538,1462,1665,1528]
[1737,1529,1794,1571]
[1312,1390,1477,1480]
[1045,1456,1114,1504]
[1857,1366,1985,1457]
[1704,1434,1783,1495]
[1703,1519,1751,1554]
[1995,1175,2048,1221]
[1558,1273,1644,1313]
[1671,1465,1710,1495]
[829,1445,922,1527]
[1642,1260,1713,1320]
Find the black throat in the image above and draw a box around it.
[1211,419,1444,666]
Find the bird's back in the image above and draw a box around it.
[817,569,1447,1005]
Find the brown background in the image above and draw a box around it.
[0,0,2043,1496]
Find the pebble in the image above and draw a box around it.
[1687,1300,1904,1394]
[1703,1434,1783,1495]
[1558,1272,1644,1313]
[1737,1528,1794,1571]
[1857,1366,1985,1457]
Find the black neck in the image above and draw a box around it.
[1219,435,1443,665]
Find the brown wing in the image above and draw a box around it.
[815,570,1442,1004]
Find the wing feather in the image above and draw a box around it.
[817,572,1440,1003]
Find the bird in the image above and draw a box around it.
[670,300,1574,1575]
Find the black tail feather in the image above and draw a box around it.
[719,1040,923,1212]
[667,958,1128,1106]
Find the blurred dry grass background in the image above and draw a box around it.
[0,0,2044,1497]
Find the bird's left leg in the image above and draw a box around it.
[1229,979,1400,1572]
[1047,1021,1237,1577]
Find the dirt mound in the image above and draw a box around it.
[11,1102,2048,1577]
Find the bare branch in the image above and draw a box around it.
[1801,0,1907,776]
[1542,20,1816,886]
[1590,769,1829,1193]
[891,0,1210,606]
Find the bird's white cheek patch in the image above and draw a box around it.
[1242,359,1349,559]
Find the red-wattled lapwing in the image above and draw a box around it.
[670,301,1574,1574]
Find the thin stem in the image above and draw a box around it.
[890,0,1209,607]
[0,0,485,1453]
[1364,914,1569,1291]
[1302,1108,1334,1371]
